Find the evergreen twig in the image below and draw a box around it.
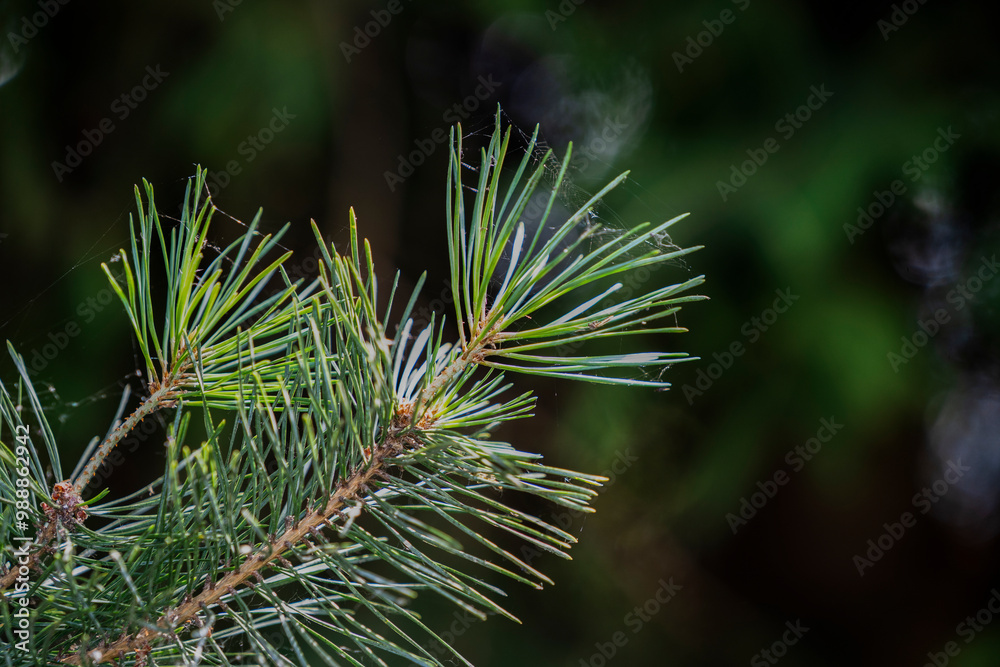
[0,110,704,666]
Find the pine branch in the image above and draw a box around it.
[1,173,296,595]
[59,333,511,664]
[61,428,401,665]
[0,376,182,595]
[1,110,704,666]
[74,372,186,494]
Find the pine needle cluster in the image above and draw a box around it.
[0,112,704,666]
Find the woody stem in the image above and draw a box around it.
[0,376,184,593]
[73,380,180,493]
[60,433,401,665]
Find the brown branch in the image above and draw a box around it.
[0,376,184,593]
[61,432,403,665]
[417,331,496,407]
[73,378,183,493]
[0,521,56,590]
[60,329,500,664]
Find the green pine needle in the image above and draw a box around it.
[0,109,703,666]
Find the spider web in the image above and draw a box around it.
[458,108,689,261]
[452,110,698,387]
